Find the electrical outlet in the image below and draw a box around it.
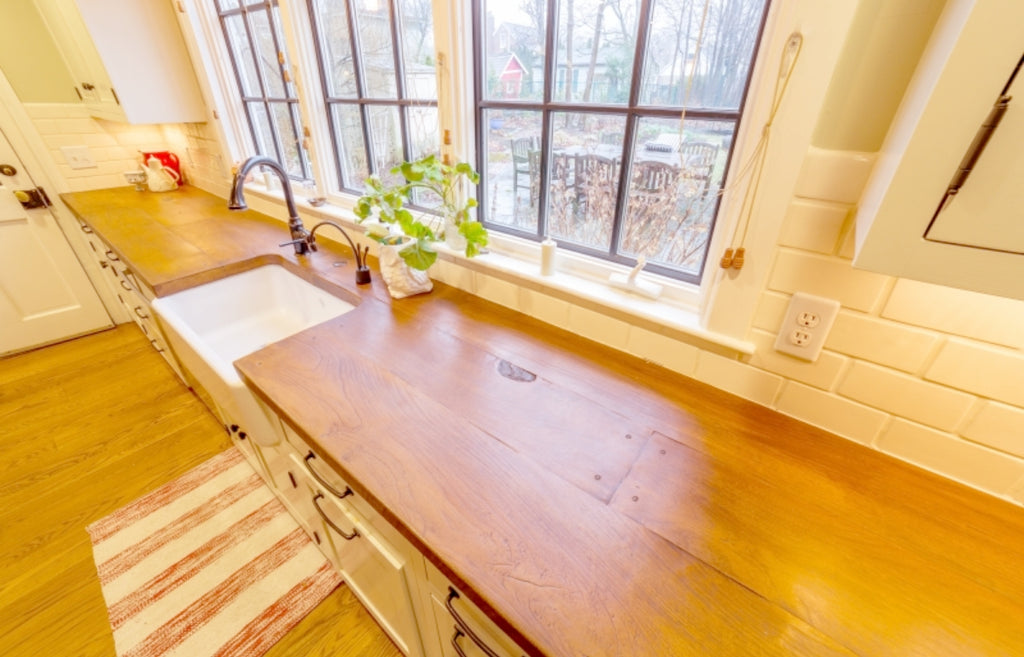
[774,292,840,361]
[61,145,97,170]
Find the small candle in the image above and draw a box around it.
[541,238,557,276]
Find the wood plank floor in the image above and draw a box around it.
[0,325,401,657]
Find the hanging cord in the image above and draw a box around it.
[674,0,712,157]
[720,31,803,270]
[662,4,802,272]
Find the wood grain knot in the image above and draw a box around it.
[497,359,537,382]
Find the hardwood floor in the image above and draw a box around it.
[0,325,401,657]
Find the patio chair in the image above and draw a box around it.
[679,141,718,199]
[511,137,537,198]
[621,160,680,254]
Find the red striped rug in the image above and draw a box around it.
[87,448,342,657]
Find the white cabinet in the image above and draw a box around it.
[76,220,186,381]
[854,0,1024,300]
[33,0,206,123]
[256,423,429,657]
[423,562,526,657]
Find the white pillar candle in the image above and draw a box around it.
[541,238,557,276]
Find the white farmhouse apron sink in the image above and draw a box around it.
[153,264,357,445]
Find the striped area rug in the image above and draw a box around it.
[87,448,342,657]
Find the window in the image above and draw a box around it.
[202,0,772,290]
[475,0,770,283]
[214,0,310,180]
[306,0,440,194]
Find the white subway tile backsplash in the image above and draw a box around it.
[776,382,887,445]
[748,329,846,390]
[962,402,1024,459]
[926,340,1024,408]
[625,326,698,376]
[838,361,974,432]
[793,148,876,204]
[56,118,96,134]
[516,288,570,330]
[567,305,631,350]
[777,199,850,254]
[769,250,889,312]
[752,291,790,332]
[473,272,519,309]
[877,419,1024,494]
[883,279,1024,350]
[694,352,782,406]
[826,311,938,373]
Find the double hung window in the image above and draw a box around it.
[306,0,440,193]
[476,0,769,283]
[204,0,771,286]
[214,0,310,180]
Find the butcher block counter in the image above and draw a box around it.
[63,186,1024,657]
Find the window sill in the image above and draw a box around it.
[243,183,755,356]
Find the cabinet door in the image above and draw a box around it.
[270,451,337,566]
[32,0,111,105]
[317,492,424,657]
[74,0,207,123]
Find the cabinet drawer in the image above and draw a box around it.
[317,491,423,657]
[274,452,336,565]
[426,563,525,657]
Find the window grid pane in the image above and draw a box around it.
[308,0,439,194]
[476,0,770,283]
[217,0,311,181]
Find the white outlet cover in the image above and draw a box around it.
[60,145,97,170]
[774,292,841,361]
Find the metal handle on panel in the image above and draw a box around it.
[149,338,164,353]
[312,492,359,540]
[451,629,470,657]
[304,451,353,499]
[445,587,504,657]
[79,222,93,234]
[133,306,149,320]
[120,279,133,291]
[105,250,119,261]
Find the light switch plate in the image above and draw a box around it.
[773,292,840,361]
[61,145,97,170]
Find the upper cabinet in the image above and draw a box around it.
[33,0,207,124]
[854,0,1024,301]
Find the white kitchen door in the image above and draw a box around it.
[0,126,110,356]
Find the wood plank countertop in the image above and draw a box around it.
[63,186,1024,657]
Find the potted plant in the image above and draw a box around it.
[354,154,487,272]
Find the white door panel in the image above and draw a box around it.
[0,127,110,356]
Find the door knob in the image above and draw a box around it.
[12,187,50,209]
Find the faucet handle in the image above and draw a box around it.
[279,237,317,252]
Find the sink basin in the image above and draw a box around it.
[153,264,356,445]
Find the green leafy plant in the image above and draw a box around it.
[353,154,487,270]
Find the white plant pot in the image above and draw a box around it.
[444,219,467,254]
[379,240,432,299]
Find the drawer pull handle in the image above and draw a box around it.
[120,279,133,291]
[79,223,93,234]
[451,629,470,657]
[149,338,164,353]
[445,587,505,657]
[134,306,149,320]
[105,249,119,261]
[304,451,353,499]
[312,492,359,540]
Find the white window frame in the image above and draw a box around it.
[179,0,863,353]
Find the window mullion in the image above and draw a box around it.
[535,0,560,240]
[607,0,656,259]
[343,2,376,176]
